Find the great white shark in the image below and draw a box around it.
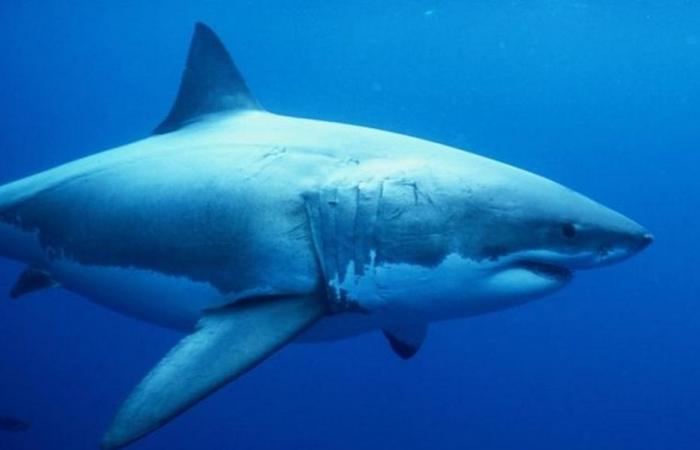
[0,23,652,448]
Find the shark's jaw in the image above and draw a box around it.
[492,253,575,293]
[475,232,652,308]
[513,260,573,283]
[334,239,652,324]
[467,254,575,310]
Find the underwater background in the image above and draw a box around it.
[0,1,698,449]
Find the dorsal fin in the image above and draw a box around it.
[153,22,262,135]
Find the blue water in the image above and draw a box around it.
[1,1,698,449]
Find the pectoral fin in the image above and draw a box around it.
[101,295,326,450]
[383,323,427,360]
[10,267,57,299]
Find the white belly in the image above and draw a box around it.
[49,259,226,330]
[331,252,563,323]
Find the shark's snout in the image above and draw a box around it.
[493,204,653,281]
[639,232,654,249]
[565,215,653,271]
[618,230,653,259]
[599,219,653,265]
[501,223,652,290]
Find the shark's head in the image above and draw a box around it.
[364,154,652,319]
[447,160,653,305]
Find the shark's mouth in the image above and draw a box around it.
[518,261,573,282]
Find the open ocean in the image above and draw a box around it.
[1,1,698,449]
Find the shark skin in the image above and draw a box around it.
[0,23,652,449]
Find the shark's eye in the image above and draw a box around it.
[561,223,577,239]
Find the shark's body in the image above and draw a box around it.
[0,24,652,449]
[0,111,600,337]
